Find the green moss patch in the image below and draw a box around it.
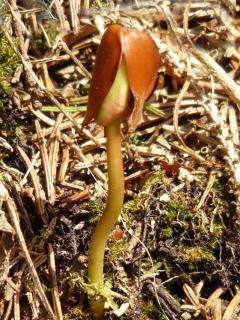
[0,33,19,96]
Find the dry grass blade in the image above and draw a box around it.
[52,0,70,30]
[35,120,54,204]
[194,171,216,211]
[62,133,106,184]
[183,283,201,307]
[41,63,55,90]
[28,105,56,126]
[194,280,205,298]
[48,244,63,320]
[58,146,70,183]
[222,291,240,320]
[171,141,207,163]
[2,181,55,319]
[48,114,64,202]
[3,29,94,142]
[173,79,191,147]
[190,47,240,108]
[14,289,20,320]
[204,99,240,183]
[39,23,52,48]
[228,106,239,146]
[211,298,222,320]
[26,291,40,319]
[82,128,101,147]
[7,179,34,235]
[3,0,30,36]
[1,1,240,319]
[133,145,165,157]
[17,146,48,224]
[206,288,224,310]
[3,299,13,320]
[32,115,84,140]
[205,288,224,319]
[0,210,15,234]
[59,41,92,78]
[69,0,81,32]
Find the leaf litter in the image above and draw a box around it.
[0,0,240,319]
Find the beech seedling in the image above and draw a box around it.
[84,24,160,319]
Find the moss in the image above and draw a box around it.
[0,31,19,112]
[140,258,162,275]
[142,171,165,190]
[178,246,216,263]
[121,208,132,228]
[123,196,147,212]
[84,199,102,224]
[122,172,166,219]
[63,307,92,320]
[162,259,173,278]
[161,227,173,239]
[108,239,128,262]
[123,195,147,215]
[0,32,19,96]
[128,132,145,146]
[0,80,10,93]
[139,300,159,320]
[163,199,193,224]
[158,198,193,240]
[87,199,101,211]
[128,171,231,280]
[0,151,8,161]
[122,193,149,229]
[158,314,168,320]
[209,219,225,239]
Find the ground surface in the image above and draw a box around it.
[0,1,240,319]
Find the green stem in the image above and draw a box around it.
[88,120,124,319]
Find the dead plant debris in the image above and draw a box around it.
[0,0,240,319]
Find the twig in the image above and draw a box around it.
[7,179,34,235]
[204,98,240,183]
[222,290,240,320]
[2,181,56,319]
[171,141,207,163]
[62,133,106,184]
[228,106,239,145]
[35,120,54,204]
[58,146,70,183]
[3,299,13,320]
[51,0,70,30]
[3,0,30,36]
[48,244,63,320]
[13,289,20,320]
[190,47,240,108]
[17,147,48,224]
[58,40,92,78]
[3,28,98,146]
[69,0,80,32]
[48,114,64,202]
[194,171,216,211]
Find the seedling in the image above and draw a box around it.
[84,24,160,319]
